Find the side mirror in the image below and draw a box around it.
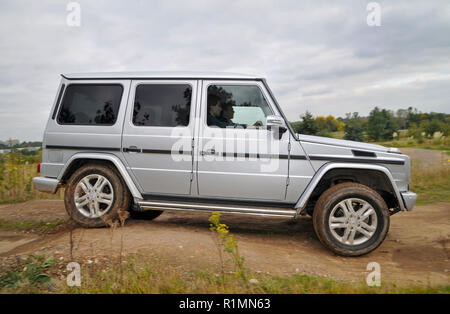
[266,115,287,139]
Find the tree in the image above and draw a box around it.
[315,115,340,133]
[366,107,398,141]
[439,121,450,136]
[290,121,302,134]
[325,115,340,132]
[395,109,408,130]
[407,122,424,143]
[421,119,441,138]
[344,112,365,142]
[296,111,319,135]
[406,107,421,128]
[315,116,328,131]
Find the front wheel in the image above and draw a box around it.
[312,182,390,256]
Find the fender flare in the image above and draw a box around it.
[57,152,143,200]
[294,162,405,214]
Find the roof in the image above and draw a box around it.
[61,71,264,80]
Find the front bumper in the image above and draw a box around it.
[33,177,60,194]
[400,191,417,211]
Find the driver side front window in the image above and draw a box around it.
[206,84,273,129]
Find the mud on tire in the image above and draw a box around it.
[64,163,131,228]
[312,182,390,256]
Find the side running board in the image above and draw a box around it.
[137,200,296,218]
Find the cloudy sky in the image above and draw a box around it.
[0,0,449,141]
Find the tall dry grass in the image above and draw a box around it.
[410,157,450,205]
[0,150,64,204]
[60,255,449,294]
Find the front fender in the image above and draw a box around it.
[294,162,405,214]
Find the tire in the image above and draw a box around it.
[312,182,390,256]
[129,208,163,220]
[64,163,131,228]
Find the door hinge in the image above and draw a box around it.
[288,141,291,151]
[190,137,195,182]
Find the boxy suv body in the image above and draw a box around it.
[33,72,417,256]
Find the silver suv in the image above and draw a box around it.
[33,71,417,256]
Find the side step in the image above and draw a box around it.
[137,200,297,218]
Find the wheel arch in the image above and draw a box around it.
[295,162,404,214]
[58,153,143,200]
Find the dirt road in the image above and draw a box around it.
[0,200,449,286]
[400,148,447,167]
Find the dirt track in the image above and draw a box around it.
[400,147,446,167]
[0,200,449,286]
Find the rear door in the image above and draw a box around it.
[122,80,198,196]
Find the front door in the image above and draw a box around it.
[122,80,198,196]
[195,80,289,201]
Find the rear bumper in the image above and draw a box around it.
[400,191,417,211]
[33,177,60,194]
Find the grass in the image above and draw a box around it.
[0,218,68,233]
[330,130,450,151]
[410,160,450,205]
[0,253,54,293]
[59,256,449,294]
[378,140,450,151]
[373,131,450,151]
[0,150,64,204]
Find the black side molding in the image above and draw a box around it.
[141,193,295,208]
[308,155,404,165]
[46,145,121,152]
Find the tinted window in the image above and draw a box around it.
[52,84,65,120]
[207,85,272,128]
[133,84,192,127]
[57,84,123,125]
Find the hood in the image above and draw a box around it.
[296,134,400,153]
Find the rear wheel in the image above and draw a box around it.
[312,182,390,256]
[64,163,131,228]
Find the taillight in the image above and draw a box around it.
[37,163,41,173]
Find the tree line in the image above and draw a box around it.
[0,140,42,150]
[290,107,450,142]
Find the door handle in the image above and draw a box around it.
[124,146,141,153]
[201,148,216,156]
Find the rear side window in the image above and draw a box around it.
[133,84,192,127]
[57,84,123,125]
[52,84,65,120]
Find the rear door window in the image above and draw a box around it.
[57,84,123,125]
[133,84,192,127]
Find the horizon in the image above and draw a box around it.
[1,104,448,143]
